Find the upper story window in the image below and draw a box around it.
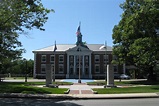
[41,55,46,62]
[85,55,89,62]
[69,55,74,62]
[50,55,55,63]
[103,55,109,63]
[95,55,100,63]
[59,55,64,63]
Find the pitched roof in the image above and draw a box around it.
[32,44,112,52]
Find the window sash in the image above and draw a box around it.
[41,55,46,62]
[41,64,46,73]
[95,65,100,73]
[95,55,100,63]
[59,55,64,63]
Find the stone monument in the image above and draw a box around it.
[45,64,52,87]
[104,64,116,88]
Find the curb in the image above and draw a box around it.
[0,93,159,99]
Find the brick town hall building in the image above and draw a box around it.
[32,26,124,79]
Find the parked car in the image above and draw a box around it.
[119,74,130,79]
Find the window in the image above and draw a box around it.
[59,64,64,73]
[103,55,109,64]
[59,55,64,63]
[50,55,55,63]
[95,55,100,63]
[69,55,74,62]
[41,64,46,73]
[85,55,89,62]
[41,55,46,62]
[95,64,100,73]
[103,64,107,73]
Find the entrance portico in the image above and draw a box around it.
[66,45,92,79]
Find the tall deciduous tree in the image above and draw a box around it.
[0,0,53,71]
[112,0,159,80]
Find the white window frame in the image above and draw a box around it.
[41,64,46,73]
[59,64,64,73]
[103,64,107,73]
[41,55,46,62]
[50,55,55,63]
[95,55,100,63]
[103,55,109,63]
[95,64,100,73]
[59,55,64,63]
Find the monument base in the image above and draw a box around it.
[45,84,58,88]
[104,85,117,88]
[78,79,81,83]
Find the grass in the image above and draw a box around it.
[0,82,68,94]
[87,80,159,86]
[88,80,159,94]
[93,86,159,94]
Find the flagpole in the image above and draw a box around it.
[53,41,57,82]
[105,41,107,87]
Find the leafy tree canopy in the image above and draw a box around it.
[112,0,159,80]
[0,0,53,64]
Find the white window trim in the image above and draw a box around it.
[41,64,46,73]
[95,64,100,73]
[50,55,55,63]
[41,55,46,62]
[103,64,107,73]
[95,55,100,63]
[59,55,64,63]
[59,64,64,73]
[103,55,109,63]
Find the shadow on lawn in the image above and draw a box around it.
[126,80,159,85]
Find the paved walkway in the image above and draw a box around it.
[69,83,93,94]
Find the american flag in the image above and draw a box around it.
[54,41,57,52]
[76,26,81,36]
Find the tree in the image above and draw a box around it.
[0,0,53,71]
[112,0,159,80]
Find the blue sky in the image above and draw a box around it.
[19,0,125,59]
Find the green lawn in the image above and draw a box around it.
[87,80,159,86]
[93,85,159,94]
[0,82,68,94]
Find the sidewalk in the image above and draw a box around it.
[0,93,159,99]
[69,83,93,94]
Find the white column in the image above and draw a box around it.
[89,54,92,78]
[123,63,126,74]
[73,55,76,75]
[33,53,36,78]
[82,55,85,76]
[66,54,69,78]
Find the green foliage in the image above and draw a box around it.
[112,0,159,80]
[1,59,34,75]
[0,0,53,74]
